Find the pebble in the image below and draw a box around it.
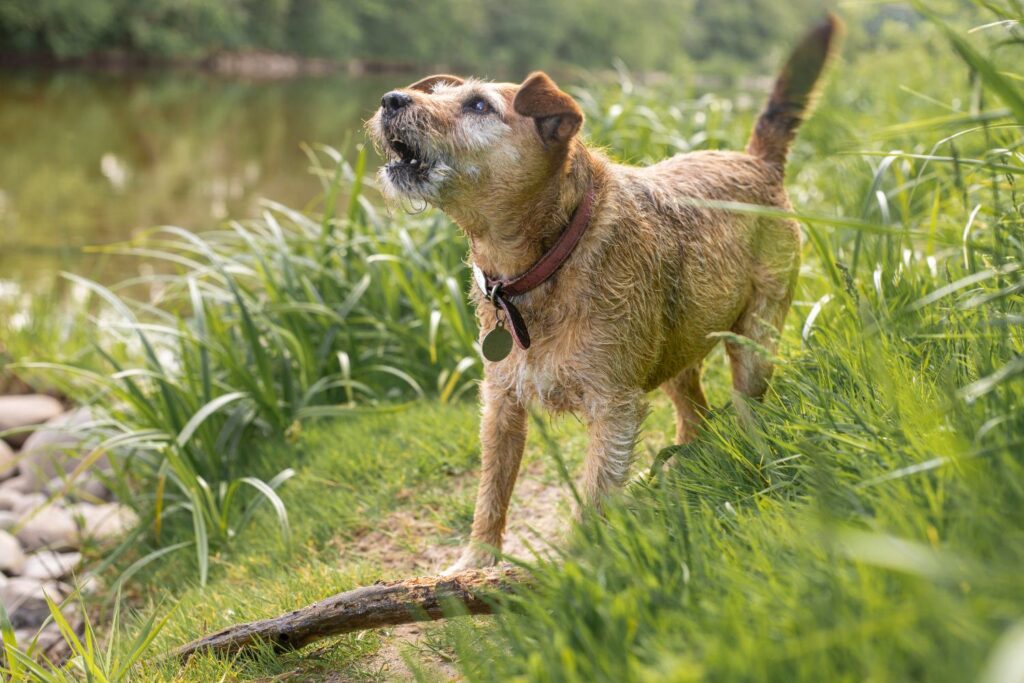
[9,492,47,515]
[0,529,26,574]
[0,395,63,448]
[0,438,16,480]
[72,502,139,544]
[14,623,65,656]
[21,551,83,581]
[0,488,21,510]
[46,475,112,503]
[18,408,99,488]
[15,505,78,552]
[0,473,35,493]
[0,510,16,529]
[0,577,65,629]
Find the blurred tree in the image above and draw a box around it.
[0,0,850,73]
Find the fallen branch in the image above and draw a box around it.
[173,565,529,661]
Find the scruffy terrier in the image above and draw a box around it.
[368,16,840,572]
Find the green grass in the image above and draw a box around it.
[2,1,1023,680]
[115,402,596,681]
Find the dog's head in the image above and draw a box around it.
[366,72,583,213]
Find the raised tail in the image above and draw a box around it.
[746,14,842,166]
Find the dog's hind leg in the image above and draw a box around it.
[661,365,709,444]
[445,379,527,574]
[726,248,797,427]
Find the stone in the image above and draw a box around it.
[46,474,112,503]
[21,551,82,581]
[14,622,65,656]
[0,576,65,629]
[0,488,21,510]
[0,438,16,480]
[0,510,17,529]
[79,476,112,502]
[0,529,26,574]
[0,395,63,448]
[8,492,46,515]
[18,407,101,489]
[74,572,103,596]
[71,502,138,544]
[0,473,36,494]
[15,505,78,551]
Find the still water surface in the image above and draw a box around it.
[0,70,399,287]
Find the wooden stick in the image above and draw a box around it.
[173,566,529,661]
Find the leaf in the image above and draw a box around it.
[176,392,250,448]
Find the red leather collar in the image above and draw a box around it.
[473,183,596,350]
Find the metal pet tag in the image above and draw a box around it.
[482,323,514,362]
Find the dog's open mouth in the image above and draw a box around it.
[385,135,432,176]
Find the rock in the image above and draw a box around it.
[0,473,36,494]
[0,488,20,510]
[0,509,17,529]
[0,529,26,574]
[46,474,112,503]
[18,408,100,489]
[0,576,65,629]
[0,439,16,481]
[75,572,103,596]
[7,492,47,515]
[71,503,138,544]
[21,551,82,581]
[15,622,65,656]
[0,395,64,448]
[15,505,78,551]
[79,477,112,502]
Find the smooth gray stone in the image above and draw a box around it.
[18,408,101,489]
[0,529,26,574]
[70,502,139,544]
[15,505,79,552]
[0,439,16,480]
[21,551,82,581]
[0,510,18,530]
[0,395,64,448]
[0,576,65,629]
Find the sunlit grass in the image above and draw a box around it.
[0,1,1022,680]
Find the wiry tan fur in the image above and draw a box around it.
[367,16,840,572]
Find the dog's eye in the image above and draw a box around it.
[464,96,493,114]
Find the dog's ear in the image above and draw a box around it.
[513,72,583,147]
[407,74,465,93]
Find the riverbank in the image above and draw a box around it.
[0,50,426,80]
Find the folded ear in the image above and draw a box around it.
[407,74,465,93]
[513,72,583,146]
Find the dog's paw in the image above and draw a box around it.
[441,547,497,576]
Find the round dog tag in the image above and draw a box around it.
[482,325,513,362]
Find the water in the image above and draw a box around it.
[0,69,399,288]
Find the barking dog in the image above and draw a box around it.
[368,16,840,572]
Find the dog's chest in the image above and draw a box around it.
[489,347,583,413]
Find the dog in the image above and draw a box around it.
[367,16,840,572]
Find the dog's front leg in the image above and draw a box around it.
[444,378,527,574]
[580,391,647,506]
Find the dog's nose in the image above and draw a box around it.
[381,91,412,114]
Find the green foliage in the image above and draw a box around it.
[12,145,478,584]
[0,0,831,72]
[450,3,1024,681]
[1,588,169,681]
[2,1,1023,679]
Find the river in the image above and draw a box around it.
[0,69,399,289]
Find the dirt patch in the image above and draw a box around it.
[337,462,571,681]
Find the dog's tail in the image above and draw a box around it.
[746,14,842,166]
